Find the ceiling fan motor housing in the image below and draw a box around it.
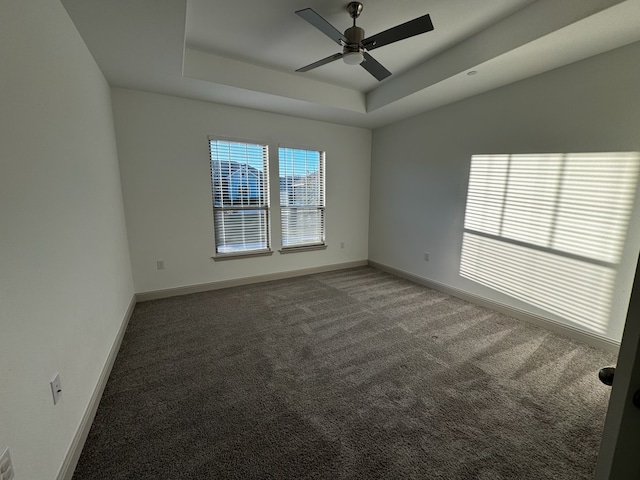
[344,26,365,53]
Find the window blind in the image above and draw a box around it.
[278,147,325,249]
[209,139,270,255]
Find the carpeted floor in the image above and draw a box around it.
[73,266,616,479]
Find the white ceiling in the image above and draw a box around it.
[186,0,536,92]
[61,0,640,129]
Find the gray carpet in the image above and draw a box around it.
[73,266,616,479]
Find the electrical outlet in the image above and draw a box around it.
[156,260,165,270]
[50,373,62,405]
[340,242,345,249]
[424,252,430,261]
[0,447,15,480]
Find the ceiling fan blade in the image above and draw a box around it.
[362,14,434,51]
[360,52,391,81]
[295,8,347,45]
[296,52,344,72]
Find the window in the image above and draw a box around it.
[460,152,640,334]
[209,138,271,256]
[279,147,326,250]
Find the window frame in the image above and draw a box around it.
[278,145,327,253]
[208,136,273,260]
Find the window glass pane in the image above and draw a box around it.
[214,210,269,254]
[281,207,324,247]
[279,148,322,207]
[279,147,325,248]
[211,141,268,208]
[210,139,270,255]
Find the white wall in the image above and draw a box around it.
[0,1,134,479]
[369,41,640,343]
[112,89,371,294]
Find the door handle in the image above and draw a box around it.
[600,367,640,409]
[599,366,615,386]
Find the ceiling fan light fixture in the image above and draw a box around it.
[343,50,364,65]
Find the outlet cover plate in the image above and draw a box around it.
[50,373,62,405]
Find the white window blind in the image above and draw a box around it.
[461,152,640,334]
[209,139,270,255]
[278,147,325,249]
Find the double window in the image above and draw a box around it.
[209,138,325,257]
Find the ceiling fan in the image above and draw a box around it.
[295,2,434,81]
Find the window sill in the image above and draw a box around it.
[279,244,327,254]
[212,250,273,261]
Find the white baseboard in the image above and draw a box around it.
[368,260,620,354]
[136,260,369,302]
[57,294,137,480]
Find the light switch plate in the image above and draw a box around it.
[50,373,62,405]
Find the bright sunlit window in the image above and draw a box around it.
[278,147,326,250]
[460,152,639,334]
[209,138,270,256]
